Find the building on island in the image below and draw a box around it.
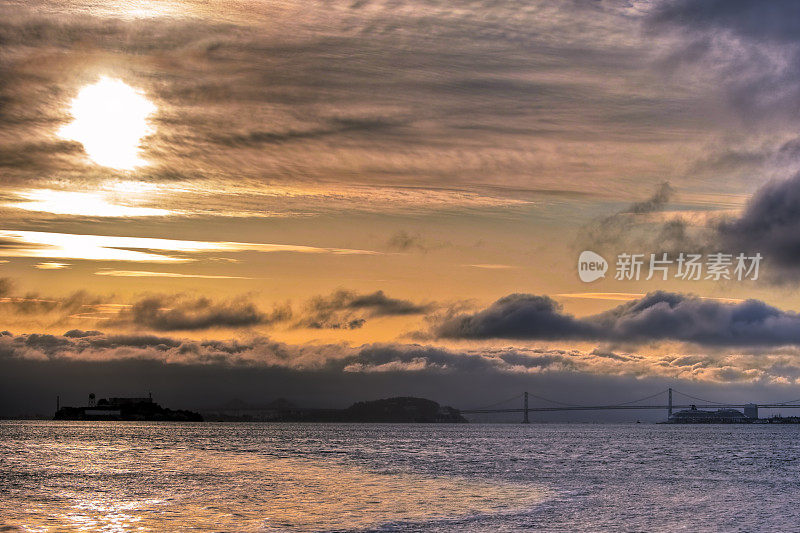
[54,393,201,421]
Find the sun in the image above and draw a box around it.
[58,76,156,170]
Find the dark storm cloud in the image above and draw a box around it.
[434,294,596,341]
[107,294,290,331]
[434,291,800,347]
[651,0,800,43]
[645,0,800,212]
[296,289,431,330]
[592,292,800,347]
[648,0,800,167]
[717,172,800,281]
[648,0,800,119]
[595,172,800,284]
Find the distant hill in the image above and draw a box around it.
[271,396,467,423]
[344,397,466,422]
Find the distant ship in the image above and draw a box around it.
[667,405,753,424]
[664,404,800,424]
[54,393,203,421]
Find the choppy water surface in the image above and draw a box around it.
[2,422,800,532]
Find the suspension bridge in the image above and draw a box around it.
[460,388,800,423]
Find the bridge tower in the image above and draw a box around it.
[523,392,529,424]
[668,388,673,418]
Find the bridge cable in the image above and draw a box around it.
[766,396,800,406]
[671,389,726,405]
[528,389,671,408]
[606,389,670,406]
[467,393,523,411]
[524,392,583,407]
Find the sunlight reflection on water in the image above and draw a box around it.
[0,422,548,532]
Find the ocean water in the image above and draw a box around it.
[2,422,800,532]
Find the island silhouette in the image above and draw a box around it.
[54,394,467,423]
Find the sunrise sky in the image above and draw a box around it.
[4,0,800,416]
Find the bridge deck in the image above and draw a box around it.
[461,404,800,414]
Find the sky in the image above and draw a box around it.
[4,0,800,418]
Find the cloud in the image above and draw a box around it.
[717,172,800,282]
[650,0,800,45]
[556,293,645,302]
[10,324,800,418]
[34,262,70,270]
[0,329,656,378]
[95,270,250,279]
[387,231,427,252]
[0,230,378,263]
[0,278,12,297]
[0,140,83,172]
[463,264,517,270]
[0,283,428,333]
[434,291,800,347]
[207,117,405,149]
[0,0,703,206]
[626,182,675,214]
[5,328,800,390]
[5,189,171,217]
[579,182,705,255]
[63,329,102,338]
[599,172,800,284]
[106,294,290,331]
[434,294,596,341]
[647,0,800,183]
[591,292,800,347]
[0,290,107,316]
[577,174,800,284]
[296,289,431,330]
[648,0,800,123]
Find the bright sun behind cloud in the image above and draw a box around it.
[58,76,156,170]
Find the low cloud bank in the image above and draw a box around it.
[3,327,800,387]
[434,291,800,347]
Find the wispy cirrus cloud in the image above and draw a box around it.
[4,189,171,218]
[0,230,379,263]
[0,0,719,203]
[95,270,251,279]
[463,264,517,270]
[34,262,70,270]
